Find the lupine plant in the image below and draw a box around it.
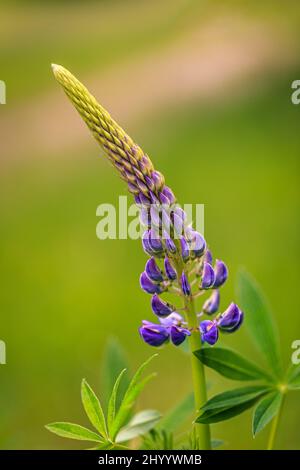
[46,65,299,450]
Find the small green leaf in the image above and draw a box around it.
[236,270,282,377]
[194,347,273,382]
[45,422,102,442]
[197,386,270,424]
[110,354,157,440]
[252,391,282,436]
[107,368,127,435]
[101,337,130,409]
[81,379,107,438]
[157,393,194,432]
[116,410,161,443]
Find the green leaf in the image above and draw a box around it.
[116,410,161,443]
[236,270,282,377]
[287,364,300,389]
[202,385,269,411]
[157,393,194,432]
[252,391,282,436]
[81,379,107,438]
[194,347,273,382]
[107,368,127,435]
[110,354,157,440]
[197,386,270,424]
[45,422,103,442]
[101,337,130,409]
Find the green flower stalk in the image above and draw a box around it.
[52,64,244,450]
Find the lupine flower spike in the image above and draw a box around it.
[52,64,244,450]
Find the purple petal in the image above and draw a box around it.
[200,320,219,345]
[151,294,174,317]
[139,322,169,347]
[202,290,220,315]
[213,260,228,288]
[170,325,191,346]
[145,257,164,282]
[164,257,177,281]
[140,272,162,294]
[201,262,215,289]
[181,272,191,296]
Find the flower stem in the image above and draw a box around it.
[184,294,211,450]
[267,395,285,450]
[174,257,211,450]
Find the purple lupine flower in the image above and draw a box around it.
[162,186,176,205]
[160,313,190,345]
[142,230,155,256]
[213,259,228,288]
[151,294,174,317]
[226,311,244,332]
[170,325,191,346]
[203,249,213,264]
[148,229,164,255]
[140,272,162,294]
[218,303,243,332]
[200,320,219,345]
[188,230,206,258]
[165,236,177,254]
[180,237,189,262]
[164,257,177,281]
[181,272,191,296]
[145,257,164,282]
[201,262,215,289]
[202,289,220,315]
[139,321,169,346]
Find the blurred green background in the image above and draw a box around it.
[0,0,299,449]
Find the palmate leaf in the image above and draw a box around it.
[196,385,270,424]
[236,270,282,378]
[252,391,282,437]
[81,379,108,438]
[45,422,103,442]
[110,354,157,440]
[157,393,194,432]
[116,409,161,443]
[194,347,273,382]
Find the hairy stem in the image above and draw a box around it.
[174,258,211,450]
[267,395,285,450]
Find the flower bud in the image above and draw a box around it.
[164,257,177,281]
[188,230,206,258]
[213,259,228,288]
[165,236,177,254]
[139,321,169,347]
[180,236,189,262]
[140,272,162,294]
[151,294,174,317]
[181,272,191,296]
[202,289,220,315]
[201,262,215,289]
[203,249,213,264]
[148,228,164,255]
[145,257,164,282]
[200,320,219,345]
[218,303,243,332]
[162,186,176,204]
[170,325,191,346]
